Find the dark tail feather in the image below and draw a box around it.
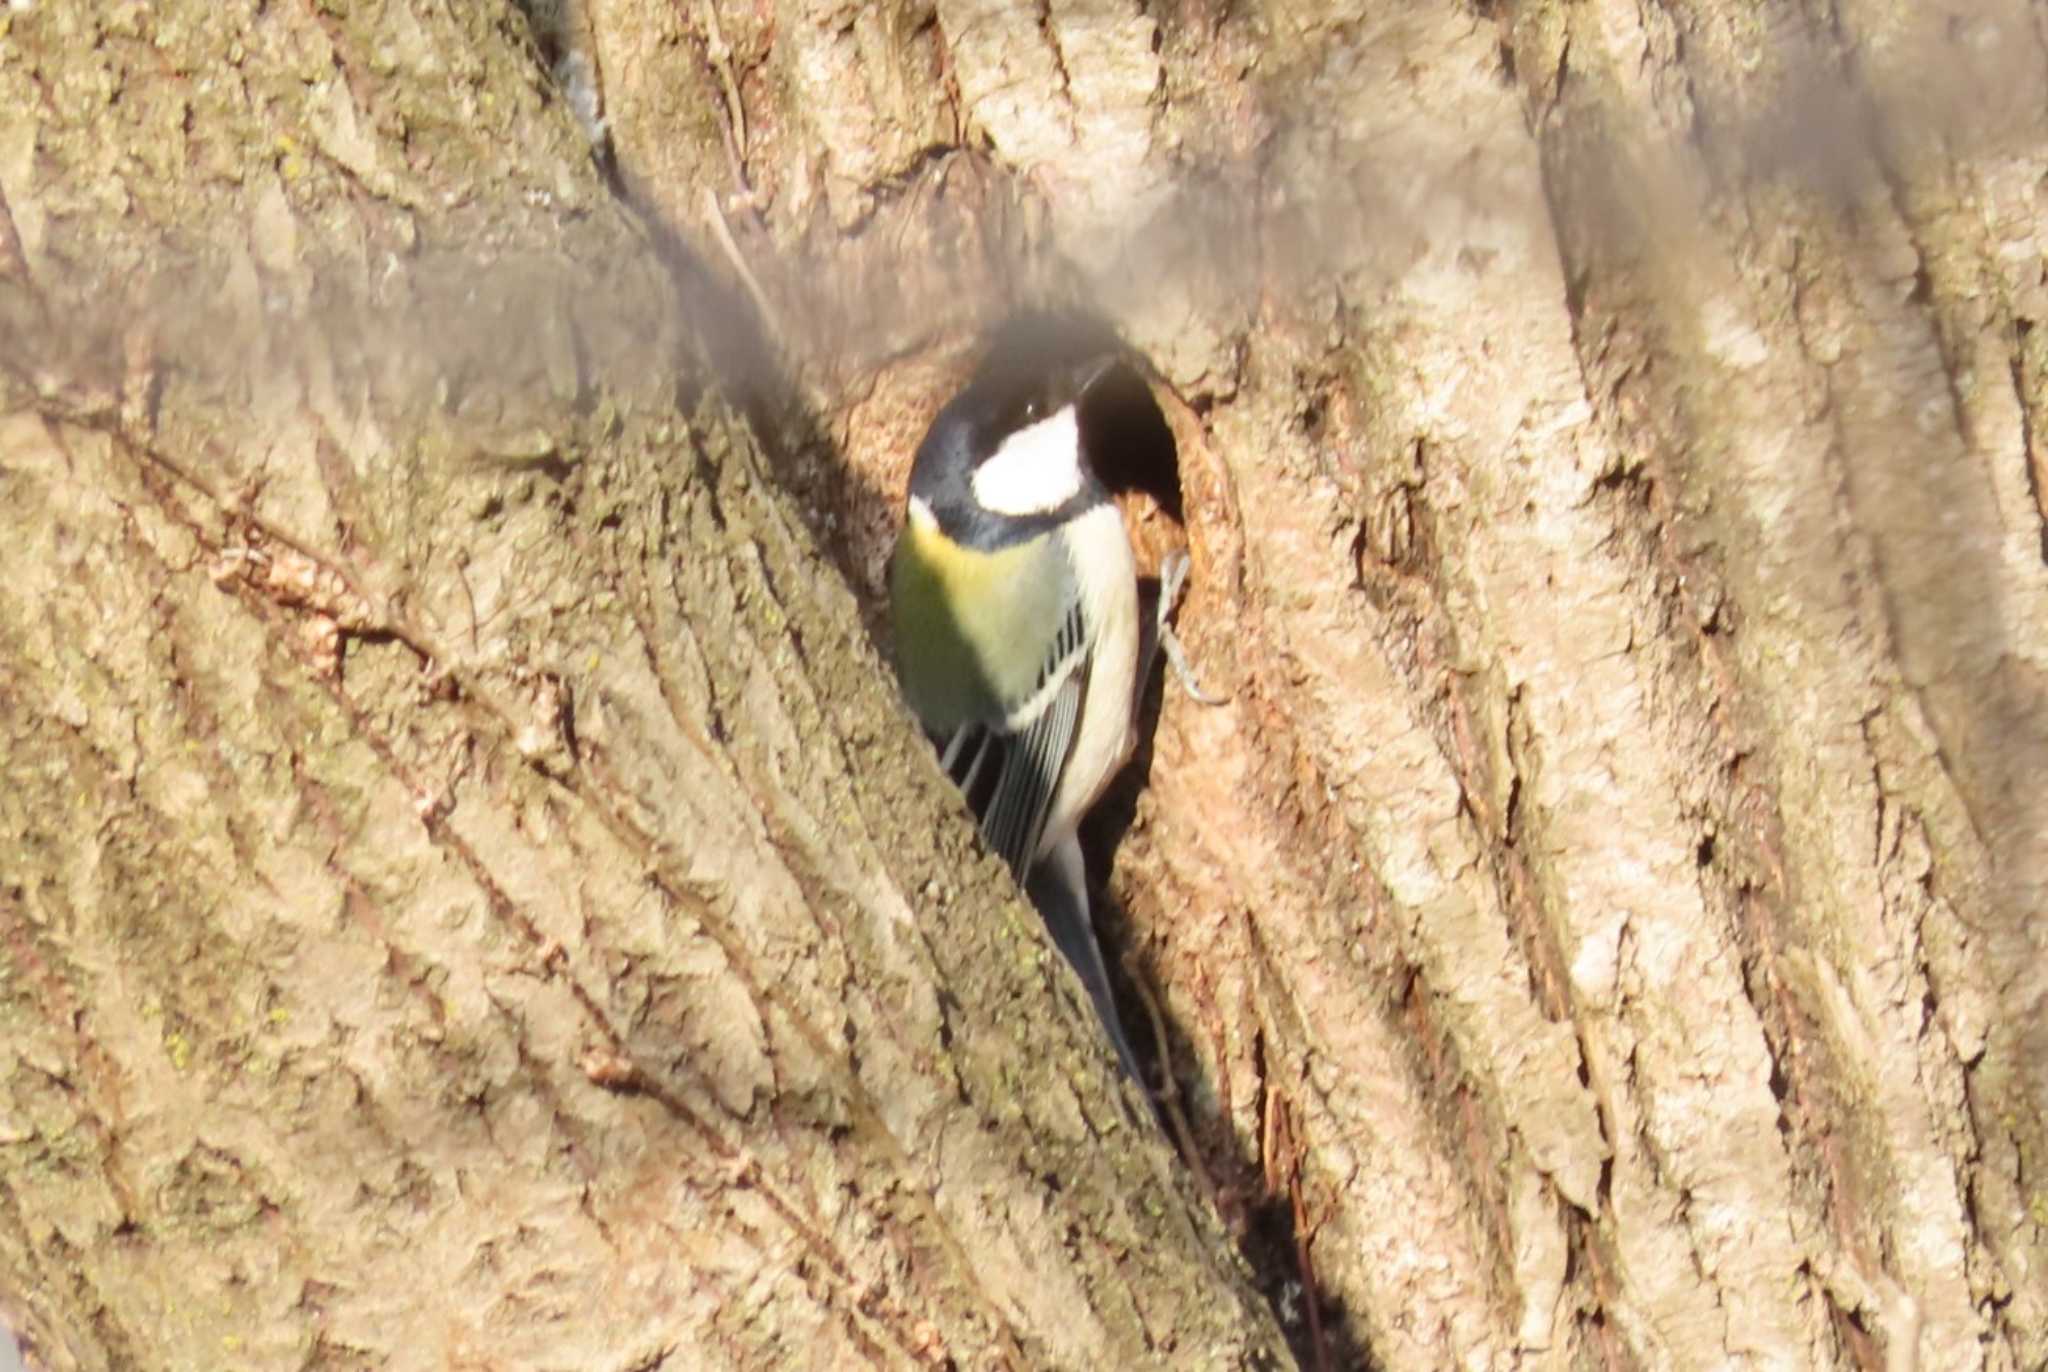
[1025,835,1148,1099]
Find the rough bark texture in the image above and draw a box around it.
[4,0,2046,1369]
[0,3,1282,1368]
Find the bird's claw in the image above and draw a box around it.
[1157,550,1226,706]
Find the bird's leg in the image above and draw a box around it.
[1154,550,1225,706]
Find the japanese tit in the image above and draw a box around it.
[890,343,1147,1087]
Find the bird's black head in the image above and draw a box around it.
[908,345,1119,549]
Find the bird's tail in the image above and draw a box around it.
[1025,834,1148,1096]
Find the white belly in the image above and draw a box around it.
[1037,500,1139,865]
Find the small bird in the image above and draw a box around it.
[889,337,1150,1087]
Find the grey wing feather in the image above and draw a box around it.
[983,673,1081,875]
[939,724,995,797]
[937,596,1090,879]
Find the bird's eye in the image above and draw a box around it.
[1021,397,1042,423]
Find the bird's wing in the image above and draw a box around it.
[936,590,1092,879]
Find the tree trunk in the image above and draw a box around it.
[3,1,2044,1370]
[0,3,1281,1368]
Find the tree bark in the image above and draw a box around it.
[5,0,2046,1370]
[0,3,1282,1368]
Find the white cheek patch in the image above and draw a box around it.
[970,405,1084,516]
